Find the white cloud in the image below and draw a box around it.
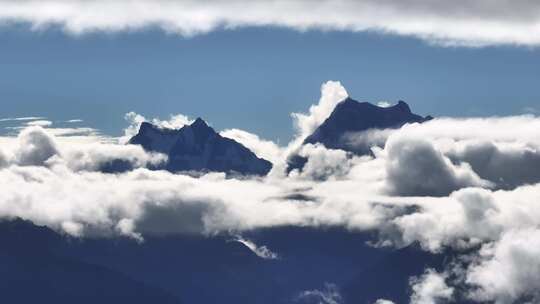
[389,116,540,143]
[45,127,101,137]
[233,236,279,259]
[377,101,393,108]
[25,120,53,127]
[116,218,143,242]
[0,116,45,122]
[221,128,284,164]
[466,229,540,304]
[297,283,342,304]
[374,300,395,304]
[14,126,60,166]
[0,126,164,172]
[292,81,348,142]
[121,111,193,144]
[384,136,492,196]
[1,1,540,47]
[410,269,454,304]
[448,141,540,189]
[290,143,354,181]
[0,150,7,168]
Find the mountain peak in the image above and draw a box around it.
[395,100,411,113]
[129,117,272,176]
[288,97,431,172]
[191,117,209,128]
[139,121,156,132]
[303,97,431,152]
[188,117,215,141]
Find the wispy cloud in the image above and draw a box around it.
[25,120,53,127]
[297,283,342,304]
[1,1,539,47]
[233,237,279,259]
[0,116,45,122]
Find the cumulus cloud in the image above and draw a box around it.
[0,124,392,238]
[0,150,7,168]
[290,144,354,181]
[14,126,60,166]
[2,126,165,172]
[410,269,453,304]
[466,229,540,304]
[292,81,348,142]
[449,141,540,189]
[374,300,395,304]
[344,117,540,193]
[384,136,492,196]
[340,129,393,156]
[58,142,167,172]
[386,116,540,143]
[1,1,540,47]
[221,128,284,164]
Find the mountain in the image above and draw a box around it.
[0,219,182,304]
[288,98,432,172]
[129,118,272,175]
[0,218,448,304]
[305,98,432,152]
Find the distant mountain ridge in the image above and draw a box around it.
[129,118,272,176]
[128,99,429,176]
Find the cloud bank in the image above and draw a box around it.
[1,0,539,47]
[3,81,540,302]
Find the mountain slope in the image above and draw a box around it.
[0,219,181,304]
[0,219,449,304]
[129,118,272,175]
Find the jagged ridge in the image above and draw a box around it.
[129,118,272,175]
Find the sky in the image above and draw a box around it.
[1,1,540,142]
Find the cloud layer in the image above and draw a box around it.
[3,81,540,302]
[1,0,540,47]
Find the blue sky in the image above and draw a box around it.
[1,6,540,142]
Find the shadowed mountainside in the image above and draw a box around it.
[0,219,450,304]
